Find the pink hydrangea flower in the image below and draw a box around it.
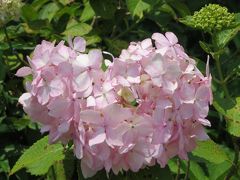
[16,32,212,178]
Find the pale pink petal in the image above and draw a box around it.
[58,121,70,133]
[89,128,106,146]
[196,85,210,101]
[73,37,86,52]
[74,139,83,159]
[86,96,96,107]
[127,152,144,172]
[103,104,132,125]
[144,54,165,77]
[49,78,64,97]
[15,67,32,77]
[80,110,102,124]
[152,33,170,46]
[180,103,193,119]
[88,49,103,68]
[18,93,32,107]
[165,32,178,45]
[37,87,50,105]
[81,161,97,178]
[73,71,91,92]
[198,118,211,126]
[47,97,71,118]
[141,38,152,49]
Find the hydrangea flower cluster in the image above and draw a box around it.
[191,4,235,32]
[16,32,212,178]
[0,0,23,27]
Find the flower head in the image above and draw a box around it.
[17,33,212,178]
[191,4,235,32]
[0,0,23,27]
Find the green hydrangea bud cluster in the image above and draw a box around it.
[192,4,235,32]
[0,0,23,27]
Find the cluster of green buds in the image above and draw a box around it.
[0,0,23,27]
[191,4,235,32]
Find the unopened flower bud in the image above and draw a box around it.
[191,4,235,32]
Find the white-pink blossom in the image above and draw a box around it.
[16,32,212,178]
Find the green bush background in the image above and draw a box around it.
[0,0,240,179]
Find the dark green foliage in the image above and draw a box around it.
[1,0,240,179]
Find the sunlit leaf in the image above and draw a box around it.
[213,96,240,137]
[63,23,92,36]
[192,140,229,164]
[80,2,95,22]
[10,136,65,175]
[126,0,154,18]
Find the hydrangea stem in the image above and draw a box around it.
[212,47,239,180]
[213,54,231,99]
[175,158,181,180]
[184,160,190,180]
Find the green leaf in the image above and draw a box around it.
[213,96,240,137]
[181,161,208,180]
[90,0,116,19]
[5,55,22,71]
[10,136,65,176]
[28,19,49,30]
[179,16,196,28]
[104,39,128,56]
[213,25,240,48]
[0,29,5,41]
[63,23,92,36]
[168,159,208,180]
[192,140,229,164]
[126,0,153,18]
[160,4,177,19]
[38,2,60,22]
[55,5,79,19]
[11,117,30,131]
[0,58,7,81]
[85,35,102,45]
[131,165,173,180]
[168,1,191,17]
[49,150,75,180]
[168,159,183,174]
[80,2,95,22]
[207,161,232,180]
[31,0,49,11]
[0,155,10,173]
[21,5,38,22]
[199,41,212,54]
[58,0,73,5]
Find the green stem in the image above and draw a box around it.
[184,160,190,180]
[213,54,231,99]
[3,26,28,66]
[51,166,57,180]
[175,158,181,180]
